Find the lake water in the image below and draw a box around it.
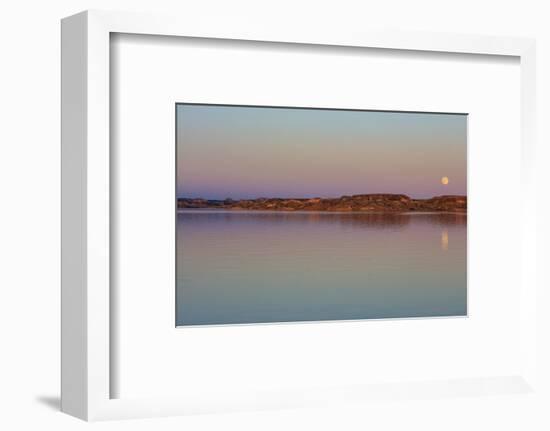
[176,211,467,326]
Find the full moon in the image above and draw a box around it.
[441,176,449,185]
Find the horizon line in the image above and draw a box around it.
[177,193,467,200]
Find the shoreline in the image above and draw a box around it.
[177,208,467,214]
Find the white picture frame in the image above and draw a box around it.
[61,9,538,421]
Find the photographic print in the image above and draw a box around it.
[176,104,467,326]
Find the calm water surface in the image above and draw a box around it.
[176,210,467,326]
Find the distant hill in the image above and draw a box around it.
[177,194,467,212]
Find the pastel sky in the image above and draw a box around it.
[176,104,467,199]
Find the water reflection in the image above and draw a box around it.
[176,210,467,325]
[441,229,449,251]
[177,210,467,229]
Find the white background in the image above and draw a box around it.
[1,1,550,430]
[112,34,522,400]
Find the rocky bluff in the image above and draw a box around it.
[178,194,467,212]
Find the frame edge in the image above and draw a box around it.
[61,10,89,421]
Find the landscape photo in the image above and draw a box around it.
[176,103,467,326]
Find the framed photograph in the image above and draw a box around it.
[61,10,539,421]
[175,103,468,326]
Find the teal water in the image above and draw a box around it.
[176,211,467,326]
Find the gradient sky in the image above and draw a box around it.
[177,104,467,199]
